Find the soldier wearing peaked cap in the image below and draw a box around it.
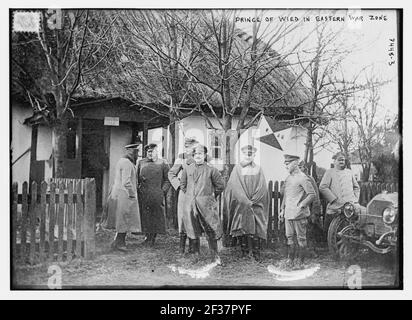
[137,143,171,246]
[168,137,199,254]
[102,142,142,252]
[280,154,316,268]
[180,144,225,261]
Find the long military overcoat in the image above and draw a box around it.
[168,154,195,234]
[137,158,171,234]
[103,156,141,233]
[180,163,225,240]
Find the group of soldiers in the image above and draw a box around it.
[102,136,361,269]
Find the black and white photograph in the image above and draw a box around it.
[9,6,402,291]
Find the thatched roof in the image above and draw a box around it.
[75,13,311,121]
[11,10,312,125]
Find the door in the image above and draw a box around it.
[81,119,108,215]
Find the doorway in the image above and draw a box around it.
[81,119,108,216]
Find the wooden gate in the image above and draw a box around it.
[11,178,96,265]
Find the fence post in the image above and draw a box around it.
[29,181,37,264]
[21,182,28,262]
[266,181,273,249]
[39,182,47,262]
[12,183,18,262]
[57,182,65,262]
[273,181,279,245]
[48,182,56,261]
[66,181,74,261]
[84,178,96,260]
[75,181,83,258]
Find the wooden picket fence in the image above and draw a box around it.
[218,180,398,248]
[11,178,96,265]
[358,181,398,206]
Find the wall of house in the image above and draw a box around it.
[236,123,308,182]
[167,115,247,169]
[11,102,32,190]
[167,114,334,183]
[148,128,167,160]
[37,125,53,181]
[108,124,132,189]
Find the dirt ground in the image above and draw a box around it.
[12,229,399,289]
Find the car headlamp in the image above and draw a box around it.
[383,207,396,224]
[343,202,355,218]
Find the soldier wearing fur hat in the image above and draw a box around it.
[103,143,142,251]
[319,152,362,233]
[168,137,198,254]
[279,154,316,268]
[180,144,225,261]
[137,143,171,246]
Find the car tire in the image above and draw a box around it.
[327,214,359,261]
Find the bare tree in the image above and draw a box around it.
[291,21,361,165]
[100,10,205,163]
[141,9,316,178]
[350,73,387,181]
[12,9,116,177]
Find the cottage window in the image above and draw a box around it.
[209,130,223,160]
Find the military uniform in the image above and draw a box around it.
[102,143,141,251]
[168,153,195,253]
[281,154,316,266]
[180,161,225,257]
[137,144,171,245]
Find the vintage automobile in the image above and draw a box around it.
[327,191,399,259]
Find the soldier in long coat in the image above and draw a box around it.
[224,145,269,261]
[168,137,198,254]
[137,143,171,246]
[103,143,142,251]
[180,144,225,260]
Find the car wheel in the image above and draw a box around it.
[327,214,359,260]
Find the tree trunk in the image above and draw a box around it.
[362,164,371,182]
[169,113,177,163]
[52,118,68,178]
[221,115,233,182]
[168,113,178,230]
[304,125,313,163]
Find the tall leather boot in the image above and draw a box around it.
[150,233,157,246]
[179,234,187,254]
[295,246,306,269]
[247,235,253,258]
[193,238,200,255]
[111,233,127,252]
[286,244,296,268]
[143,233,151,245]
[207,237,218,261]
[240,235,248,257]
[188,238,194,254]
[252,237,261,261]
